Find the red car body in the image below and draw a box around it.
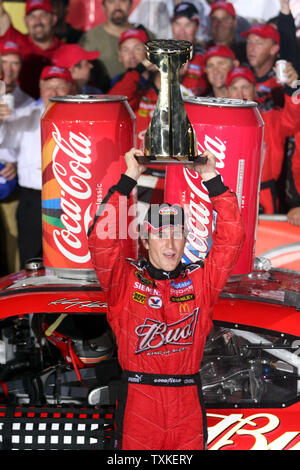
[0,259,300,450]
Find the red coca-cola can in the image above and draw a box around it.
[41,95,137,280]
[165,96,264,275]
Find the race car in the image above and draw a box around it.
[0,255,300,451]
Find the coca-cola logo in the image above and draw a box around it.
[135,308,199,354]
[198,135,226,169]
[183,135,227,263]
[51,123,93,264]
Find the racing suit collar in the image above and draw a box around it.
[145,259,184,280]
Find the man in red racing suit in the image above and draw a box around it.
[87,148,245,450]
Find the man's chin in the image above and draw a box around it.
[160,260,180,272]
[111,14,127,26]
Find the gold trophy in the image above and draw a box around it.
[138,39,199,164]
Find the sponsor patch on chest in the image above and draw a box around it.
[170,293,195,303]
[135,308,199,354]
[132,291,147,304]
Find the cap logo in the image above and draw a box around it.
[125,29,138,35]
[29,0,43,5]
[233,67,245,74]
[49,66,65,73]
[4,41,18,49]
[177,4,189,12]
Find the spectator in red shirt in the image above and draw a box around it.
[226,65,300,216]
[241,23,282,108]
[109,28,156,112]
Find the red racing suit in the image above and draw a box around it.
[88,173,244,450]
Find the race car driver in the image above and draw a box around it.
[87,148,245,450]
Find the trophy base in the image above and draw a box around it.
[136,155,208,165]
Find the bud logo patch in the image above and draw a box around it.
[135,308,199,354]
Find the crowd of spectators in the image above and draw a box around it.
[0,0,299,275]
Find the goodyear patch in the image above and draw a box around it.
[132,291,147,304]
[170,294,195,303]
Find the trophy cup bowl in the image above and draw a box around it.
[138,39,199,165]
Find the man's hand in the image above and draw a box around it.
[0,103,11,120]
[285,62,299,88]
[0,1,11,36]
[141,58,158,73]
[287,207,300,226]
[0,162,17,180]
[280,0,291,15]
[124,147,147,181]
[188,149,218,181]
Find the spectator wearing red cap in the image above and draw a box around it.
[0,39,35,274]
[204,44,239,97]
[108,28,160,153]
[108,28,154,107]
[206,1,248,64]
[241,22,284,108]
[15,0,63,100]
[0,40,34,116]
[0,64,73,267]
[52,44,102,94]
[170,2,207,96]
[79,0,155,91]
[226,65,300,218]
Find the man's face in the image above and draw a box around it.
[246,34,279,69]
[118,38,145,69]
[70,60,93,86]
[40,77,72,107]
[210,9,236,44]
[171,16,199,43]
[1,53,22,92]
[103,0,132,26]
[25,9,56,42]
[205,56,234,89]
[143,226,186,272]
[227,77,256,101]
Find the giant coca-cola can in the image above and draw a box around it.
[165,97,264,275]
[41,95,137,280]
